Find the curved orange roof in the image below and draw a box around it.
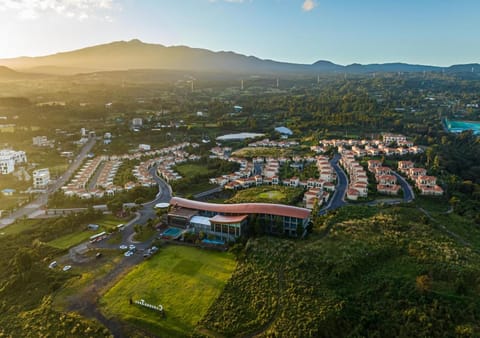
[170,197,310,219]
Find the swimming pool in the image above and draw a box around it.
[161,227,183,238]
[202,239,225,245]
[445,119,480,135]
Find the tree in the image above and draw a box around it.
[416,274,432,293]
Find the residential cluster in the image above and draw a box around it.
[321,133,423,158]
[368,160,401,195]
[63,142,199,198]
[209,153,336,210]
[155,147,201,183]
[340,151,369,201]
[247,138,299,148]
[321,133,442,199]
[398,161,443,196]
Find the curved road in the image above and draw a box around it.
[392,171,415,202]
[95,166,172,250]
[319,153,348,215]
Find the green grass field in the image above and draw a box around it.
[174,163,210,177]
[99,245,236,337]
[228,186,304,205]
[47,230,95,249]
[232,147,294,158]
[47,214,128,249]
[257,190,285,201]
[0,219,41,236]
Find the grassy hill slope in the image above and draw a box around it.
[198,205,480,337]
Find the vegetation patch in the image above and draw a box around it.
[227,186,304,205]
[99,245,236,337]
[232,147,295,158]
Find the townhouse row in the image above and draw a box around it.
[398,161,443,196]
[340,151,368,201]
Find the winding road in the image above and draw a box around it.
[319,153,348,215]
[95,166,172,250]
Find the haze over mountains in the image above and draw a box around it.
[0,39,478,76]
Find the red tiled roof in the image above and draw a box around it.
[210,214,248,224]
[170,197,310,219]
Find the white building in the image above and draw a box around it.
[139,144,151,151]
[33,136,53,147]
[0,158,14,174]
[132,118,143,127]
[382,133,407,144]
[33,168,50,189]
[0,150,27,174]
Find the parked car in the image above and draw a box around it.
[119,244,128,250]
[63,265,72,271]
[124,250,134,257]
[48,261,58,269]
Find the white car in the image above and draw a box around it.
[124,250,134,257]
[62,265,72,271]
[119,244,128,250]
[129,244,136,251]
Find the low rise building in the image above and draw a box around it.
[33,168,50,189]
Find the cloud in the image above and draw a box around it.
[0,0,116,20]
[302,0,316,11]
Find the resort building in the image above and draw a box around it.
[168,197,311,239]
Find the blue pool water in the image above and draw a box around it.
[162,227,183,237]
[202,239,225,245]
[445,119,480,135]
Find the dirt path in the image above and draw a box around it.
[417,207,477,251]
[66,254,147,337]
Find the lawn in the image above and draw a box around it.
[0,219,41,236]
[257,190,286,201]
[99,245,237,337]
[47,214,128,249]
[232,147,294,158]
[228,186,304,205]
[47,230,95,249]
[174,163,210,177]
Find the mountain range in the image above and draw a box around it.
[0,39,478,76]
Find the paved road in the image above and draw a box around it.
[319,153,348,215]
[95,166,172,251]
[392,171,415,202]
[0,137,96,227]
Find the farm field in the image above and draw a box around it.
[99,245,236,337]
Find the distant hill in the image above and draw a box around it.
[0,39,478,76]
[0,66,20,78]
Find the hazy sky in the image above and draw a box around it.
[0,0,478,66]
